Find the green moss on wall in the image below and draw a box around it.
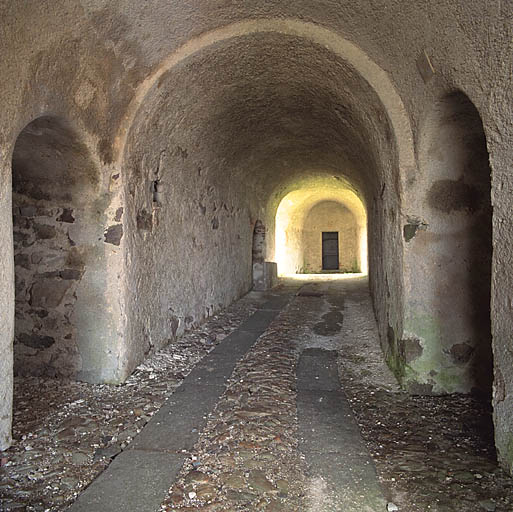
[503,433,513,475]
[385,324,406,385]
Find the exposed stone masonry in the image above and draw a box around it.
[13,199,83,378]
[0,295,260,511]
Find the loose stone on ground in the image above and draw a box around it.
[334,277,513,512]
[161,295,307,511]
[0,295,261,511]
[1,277,512,512]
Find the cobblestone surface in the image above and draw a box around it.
[161,289,308,511]
[0,295,261,511]
[334,277,513,512]
[1,276,512,512]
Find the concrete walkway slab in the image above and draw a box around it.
[297,351,341,391]
[130,382,226,452]
[69,450,183,512]
[68,288,292,512]
[239,309,280,333]
[205,329,261,358]
[297,348,387,511]
[260,295,292,311]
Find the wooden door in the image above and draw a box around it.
[322,232,339,270]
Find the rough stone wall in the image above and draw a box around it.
[302,201,359,273]
[0,147,14,451]
[365,120,404,386]
[0,0,511,473]
[122,67,253,369]
[8,115,127,385]
[0,1,144,448]
[13,200,83,377]
[400,93,493,396]
[11,117,94,378]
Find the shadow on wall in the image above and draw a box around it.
[402,91,492,398]
[11,116,103,379]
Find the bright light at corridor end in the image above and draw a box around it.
[275,183,368,276]
[281,273,366,280]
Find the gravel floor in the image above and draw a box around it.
[161,296,307,511]
[0,294,261,512]
[1,276,512,512]
[333,277,513,512]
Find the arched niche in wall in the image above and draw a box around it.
[252,220,266,287]
[11,116,108,380]
[406,91,492,397]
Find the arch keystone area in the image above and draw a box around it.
[114,18,416,179]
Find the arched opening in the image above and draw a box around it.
[120,23,403,403]
[405,91,493,399]
[11,116,100,378]
[274,183,367,276]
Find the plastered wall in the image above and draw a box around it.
[399,93,493,397]
[122,63,254,370]
[302,201,359,273]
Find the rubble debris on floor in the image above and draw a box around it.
[333,278,513,512]
[1,277,512,512]
[0,295,260,511]
[162,293,306,511]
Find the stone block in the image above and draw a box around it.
[33,223,57,239]
[20,205,37,217]
[57,208,75,223]
[60,269,82,280]
[30,279,73,308]
[14,253,30,270]
[253,261,278,291]
[17,332,55,349]
[104,224,123,245]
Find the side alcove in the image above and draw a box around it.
[11,116,108,379]
[404,91,493,397]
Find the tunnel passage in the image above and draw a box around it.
[403,91,493,397]
[11,116,103,378]
[274,182,367,276]
[120,28,403,396]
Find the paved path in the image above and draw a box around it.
[69,290,293,512]
[70,277,386,512]
[298,348,387,511]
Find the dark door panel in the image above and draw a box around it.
[322,232,339,270]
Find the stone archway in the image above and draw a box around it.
[11,116,108,380]
[403,91,493,397]
[115,17,413,380]
[113,18,415,179]
[274,182,367,276]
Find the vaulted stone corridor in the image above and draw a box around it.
[0,2,512,511]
